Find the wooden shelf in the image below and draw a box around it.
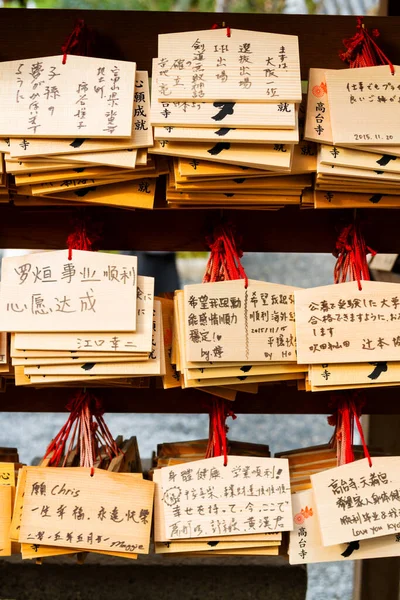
[3,203,400,253]
[1,382,399,414]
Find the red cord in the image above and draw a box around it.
[333,221,376,291]
[43,390,121,472]
[340,16,394,74]
[203,221,248,288]
[205,398,236,466]
[211,22,231,38]
[328,394,372,467]
[61,19,94,64]
[66,218,101,260]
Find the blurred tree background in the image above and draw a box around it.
[1,0,381,14]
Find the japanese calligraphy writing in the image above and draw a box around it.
[160,456,292,539]
[304,68,333,144]
[14,275,154,353]
[20,467,154,554]
[185,280,298,363]
[312,457,400,546]
[9,71,152,159]
[0,463,15,487]
[326,65,400,145]
[0,250,138,332]
[151,61,296,128]
[156,29,301,102]
[289,488,400,564]
[0,55,135,137]
[295,281,400,364]
[23,299,162,378]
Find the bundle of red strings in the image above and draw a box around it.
[44,390,121,474]
[205,398,237,466]
[61,19,95,64]
[333,221,376,291]
[334,16,391,288]
[202,220,246,464]
[66,217,101,260]
[203,221,248,288]
[328,394,371,467]
[340,16,394,73]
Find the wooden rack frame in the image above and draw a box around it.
[2,10,400,599]
[1,10,400,417]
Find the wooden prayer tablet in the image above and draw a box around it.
[309,362,400,388]
[14,276,153,353]
[160,297,181,390]
[0,138,10,153]
[19,467,154,554]
[150,140,292,171]
[317,161,400,184]
[53,149,138,170]
[20,543,138,561]
[0,56,136,138]
[160,456,292,540]
[314,188,400,205]
[0,485,12,556]
[311,457,400,547]
[155,540,279,554]
[295,280,400,364]
[5,158,93,174]
[186,363,306,380]
[304,68,333,144]
[152,63,296,129]
[0,462,15,487]
[369,254,399,272]
[12,356,147,367]
[0,333,7,365]
[178,157,275,178]
[153,469,281,545]
[10,466,27,542]
[305,69,400,155]
[171,174,310,192]
[23,300,162,377]
[154,124,299,144]
[290,488,400,564]
[320,145,400,175]
[0,250,137,332]
[184,279,298,363]
[156,29,301,102]
[48,178,156,210]
[29,175,135,196]
[190,547,279,556]
[183,372,302,389]
[14,166,136,186]
[351,143,400,158]
[8,71,152,159]
[326,66,400,146]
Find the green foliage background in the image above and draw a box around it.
[7,0,293,12]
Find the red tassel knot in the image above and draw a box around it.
[340,16,394,73]
[333,221,376,291]
[328,393,372,467]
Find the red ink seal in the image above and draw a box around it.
[312,85,325,98]
[312,82,327,98]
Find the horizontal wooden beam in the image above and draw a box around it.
[1,11,400,79]
[2,204,400,253]
[1,383,400,414]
